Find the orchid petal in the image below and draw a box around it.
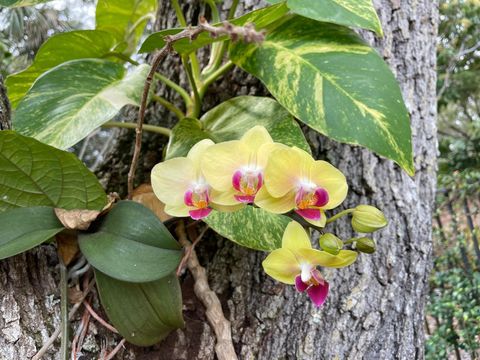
[295,208,321,221]
[241,125,273,154]
[187,138,215,164]
[209,188,239,206]
[295,275,308,292]
[297,249,358,268]
[262,248,300,285]
[307,281,329,307]
[234,194,256,203]
[310,160,348,210]
[189,207,212,220]
[264,147,309,197]
[201,141,249,191]
[164,203,191,217]
[256,142,290,169]
[151,158,195,205]
[303,210,327,228]
[254,186,295,214]
[282,221,312,251]
[314,188,329,207]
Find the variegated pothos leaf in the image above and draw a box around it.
[204,207,291,251]
[230,16,414,175]
[266,0,383,35]
[6,30,118,108]
[166,96,310,159]
[13,59,149,150]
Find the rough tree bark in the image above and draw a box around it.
[0,0,437,359]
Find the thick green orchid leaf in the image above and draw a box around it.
[204,207,291,251]
[166,96,310,159]
[138,3,288,54]
[266,0,383,35]
[0,131,107,211]
[13,59,149,150]
[0,207,64,259]
[79,201,182,283]
[95,269,184,346]
[230,16,414,175]
[96,0,157,54]
[5,30,118,108]
[0,0,49,7]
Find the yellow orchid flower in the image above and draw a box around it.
[255,146,348,227]
[201,126,285,205]
[151,139,238,220]
[262,221,357,307]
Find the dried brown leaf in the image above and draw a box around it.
[132,184,173,222]
[54,208,100,230]
[56,232,79,266]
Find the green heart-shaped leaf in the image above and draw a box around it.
[6,30,118,108]
[0,131,107,211]
[230,16,414,175]
[95,269,184,346]
[13,59,149,149]
[96,0,157,54]
[166,96,310,159]
[0,207,64,259]
[265,0,383,35]
[79,201,182,283]
[204,207,291,251]
[139,3,289,54]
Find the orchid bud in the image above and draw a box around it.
[319,233,343,255]
[351,205,387,233]
[356,237,376,254]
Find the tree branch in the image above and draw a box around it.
[127,17,265,199]
[176,221,238,360]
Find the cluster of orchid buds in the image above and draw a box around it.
[151,126,387,307]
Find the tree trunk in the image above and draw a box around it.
[0,0,438,359]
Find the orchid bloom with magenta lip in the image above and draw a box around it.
[151,139,238,220]
[255,147,348,227]
[262,221,357,307]
[201,126,284,206]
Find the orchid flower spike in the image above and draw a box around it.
[255,146,348,227]
[201,126,285,205]
[262,221,357,307]
[151,139,240,220]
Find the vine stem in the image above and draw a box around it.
[103,121,171,137]
[176,221,238,360]
[127,17,266,199]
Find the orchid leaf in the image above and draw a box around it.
[79,201,182,283]
[95,270,184,346]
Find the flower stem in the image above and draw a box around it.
[325,208,355,224]
[102,121,171,137]
[151,94,184,119]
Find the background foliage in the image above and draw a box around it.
[426,1,480,358]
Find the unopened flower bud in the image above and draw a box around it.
[356,237,376,254]
[319,233,343,255]
[351,205,387,233]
